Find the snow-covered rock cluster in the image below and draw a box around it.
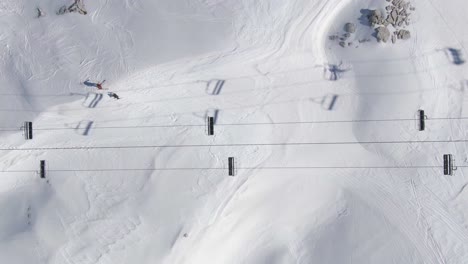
[329,0,415,48]
[344,22,356,34]
[368,0,415,43]
[329,22,358,48]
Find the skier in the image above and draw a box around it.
[108,92,120,100]
[96,80,105,90]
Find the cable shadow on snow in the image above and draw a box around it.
[0,50,446,99]
[114,50,443,92]
[76,67,441,109]
[76,93,345,125]
[126,59,448,99]
[0,79,443,114]
[0,54,456,114]
[34,85,444,129]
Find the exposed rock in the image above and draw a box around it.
[344,23,356,33]
[375,26,391,42]
[397,1,404,9]
[390,9,398,21]
[398,29,411,40]
[339,41,346,47]
[386,14,394,24]
[359,1,414,44]
[397,16,405,26]
[57,0,87,15]
[343,32,351,39]
[368,9,383,26]
[57,6,67,15]
[36,7,45,18]
[374,9,383,17]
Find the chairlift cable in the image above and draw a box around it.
[1,139,468,151]
[1,116,468,132]
[0,165,449,174]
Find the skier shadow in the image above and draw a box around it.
[84,79,98,87]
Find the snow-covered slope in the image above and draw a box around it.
[1,0,468,263]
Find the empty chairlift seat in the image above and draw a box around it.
[418,110,426,131]
[228,157,235,176]
[40,160,46,179]
[443,154,455,176]
[207,116,214,136]
[23,121,33,140]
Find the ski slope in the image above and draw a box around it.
[1,0,468,263]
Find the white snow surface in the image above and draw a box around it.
[1,0,468,263]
